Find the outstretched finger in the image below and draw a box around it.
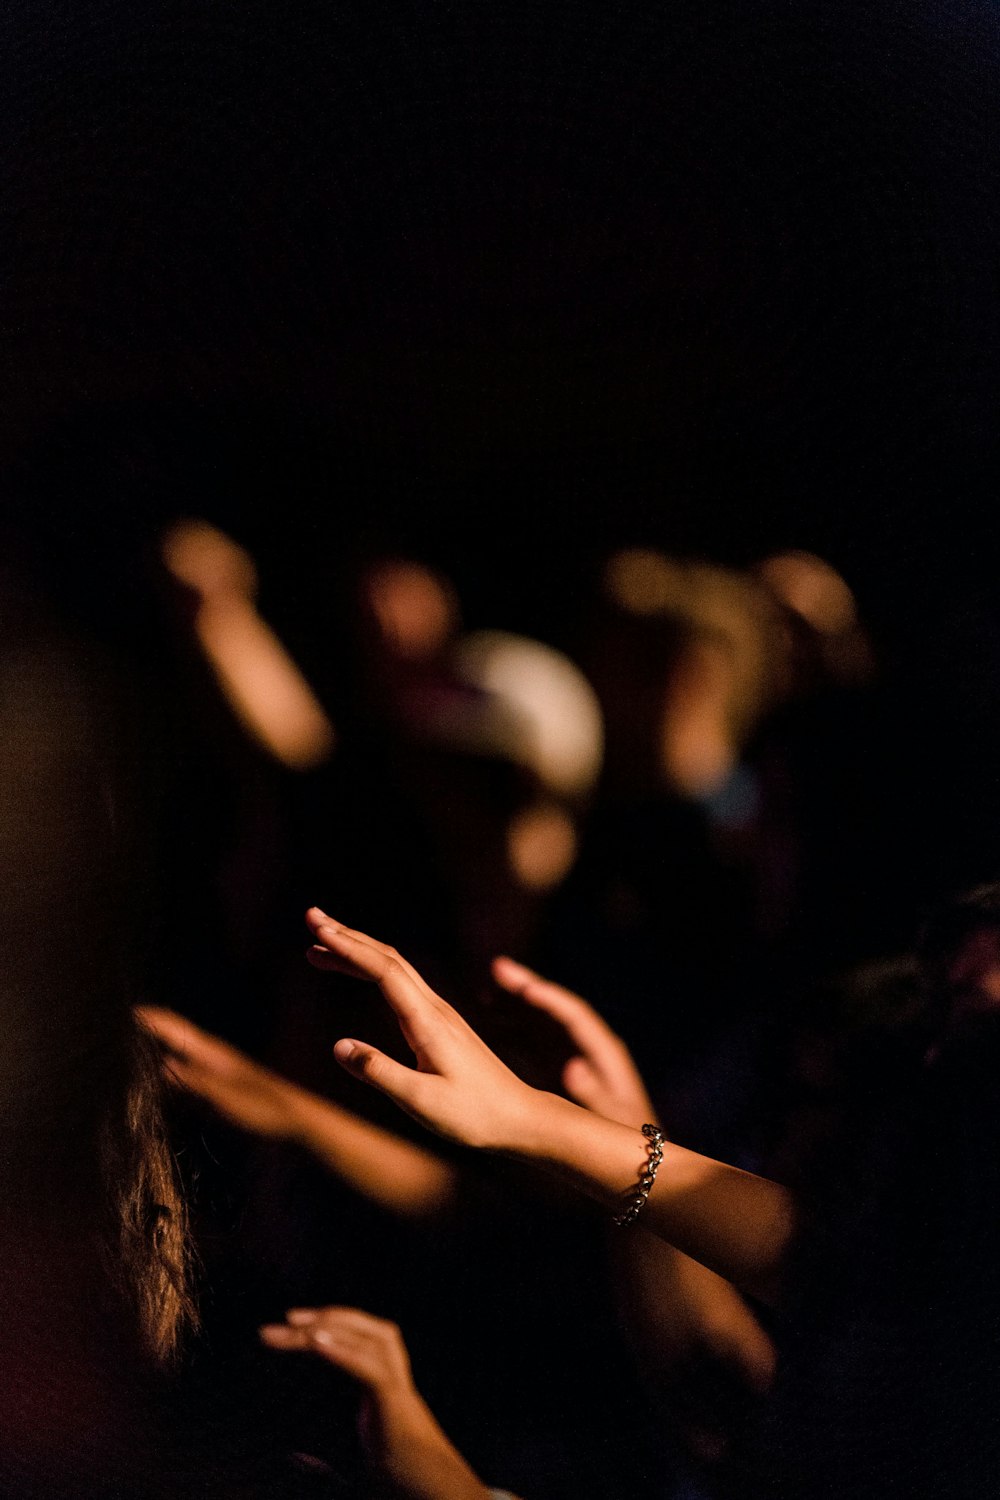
[307,943,377,977]
[311,922,445,1046]
[302,1329,386,1385]
[295,1307,402,1341]
[307,944,429,997]
[259,1324,315,1352]
[135,1007,238,1074]
[260,1320,380,1382]
[306,909,444,1007]
[491,957,621,1060]
[136,1006,205,1057]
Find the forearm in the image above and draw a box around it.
[664,1252,777,1388]
[614,1229,776,1390]
[512,1091,797,1302]
[288,1090,460,1218]
[381,1425,494,1500]
[376,1389,499,1500]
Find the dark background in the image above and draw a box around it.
[0,4,998,1495]
[2,0,998,895]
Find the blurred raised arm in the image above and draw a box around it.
[137,1008,458,1218]
[260,1306,503,1500]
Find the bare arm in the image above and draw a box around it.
[137,1008,458,1219]
[260,1306,500,1500]
[304,911,798,1303]
[613,1227,776,1389]
[510,1085,794,1302]
[491,957,776,1387]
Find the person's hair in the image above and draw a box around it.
[0,568,199,1376]
[99,1019,199,1367]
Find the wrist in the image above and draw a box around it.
[378,1382,438,1441]
[500,1084,569,1158]
[378,1390,491,1500]
[504,1089,651,1214]
[508,1087,630,1161]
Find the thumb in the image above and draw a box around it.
[333,1039,420,1110]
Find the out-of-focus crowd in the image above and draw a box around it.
[0,411,998,1500]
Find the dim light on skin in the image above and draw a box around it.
[604,547,682,616]
[757,551,856,636]
[604,549,789,779]
[946,929,1000,1020]
[506,800,579,890]
[365,560,460,661]
[757,551,876,686]
[659,636,737,798]
[162,520,335,771]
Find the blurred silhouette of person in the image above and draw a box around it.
[0,542,198,1496]
[0,497,522,1500]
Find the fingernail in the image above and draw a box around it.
[311,1330,335,1347]
[333,1039,357,1064]
[286,1309,318,1325]
[307,906,329,922]
[317,922,341,943]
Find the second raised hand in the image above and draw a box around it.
[491,956,657,1128]
[305,908,543,1152]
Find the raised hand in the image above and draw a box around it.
[304,907,796,1300]
[305,908,540,1152]
[259,1307,495,1500]
[491,957,656,1128]
[136,1007,305,1139]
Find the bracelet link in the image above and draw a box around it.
[612,1123,664,1227]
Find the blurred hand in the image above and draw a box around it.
[492,956,656,1128]
[305,908,539,1151]
[136,1007,305,1140]
[138,1005,461,1218]
[260,1307,492,1500]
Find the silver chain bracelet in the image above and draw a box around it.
[612,1123,664,1226]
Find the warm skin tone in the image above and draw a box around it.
[259,1307,496,1500]
[136,1008,458,1218]
[490,958,776,1392]
[305,909,797,1304]
[139,919,782,1495]
[136,1012,512,1497]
